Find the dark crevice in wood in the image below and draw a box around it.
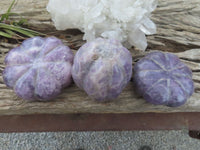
[195,88,200,93]
[180,58,200,63]
[192,70,200,73]
[147,37,200,52]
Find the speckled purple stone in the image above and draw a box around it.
[72,38,132,101]
[3,36,74,101]
[134,51,194,107]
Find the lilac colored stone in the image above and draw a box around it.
[72,38,132,101]
[3,36,74,101]
[134,51,194,107]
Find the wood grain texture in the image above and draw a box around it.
[0,0,200,115]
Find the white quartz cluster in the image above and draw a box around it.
[47,0,157,50]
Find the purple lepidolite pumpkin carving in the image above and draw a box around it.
[3,36,74,101]
[72,38,132,101]
[133,51,194,107]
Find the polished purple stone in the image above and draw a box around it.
[3,36,74,101]
[72,38,132,101]
[134,51,194,107]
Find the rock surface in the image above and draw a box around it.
[134,52,194,107]
[72,38,132,101]
[3,37,74,101]
[47,0,157,50]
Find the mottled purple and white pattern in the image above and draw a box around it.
[134,51,194,107]
[3,36,74,101]
[72,38,132,101]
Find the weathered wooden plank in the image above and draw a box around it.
[0,0,200,115]
[0,49,200,115]
[1,0,200,51]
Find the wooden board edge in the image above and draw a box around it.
[0,112,199,132]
